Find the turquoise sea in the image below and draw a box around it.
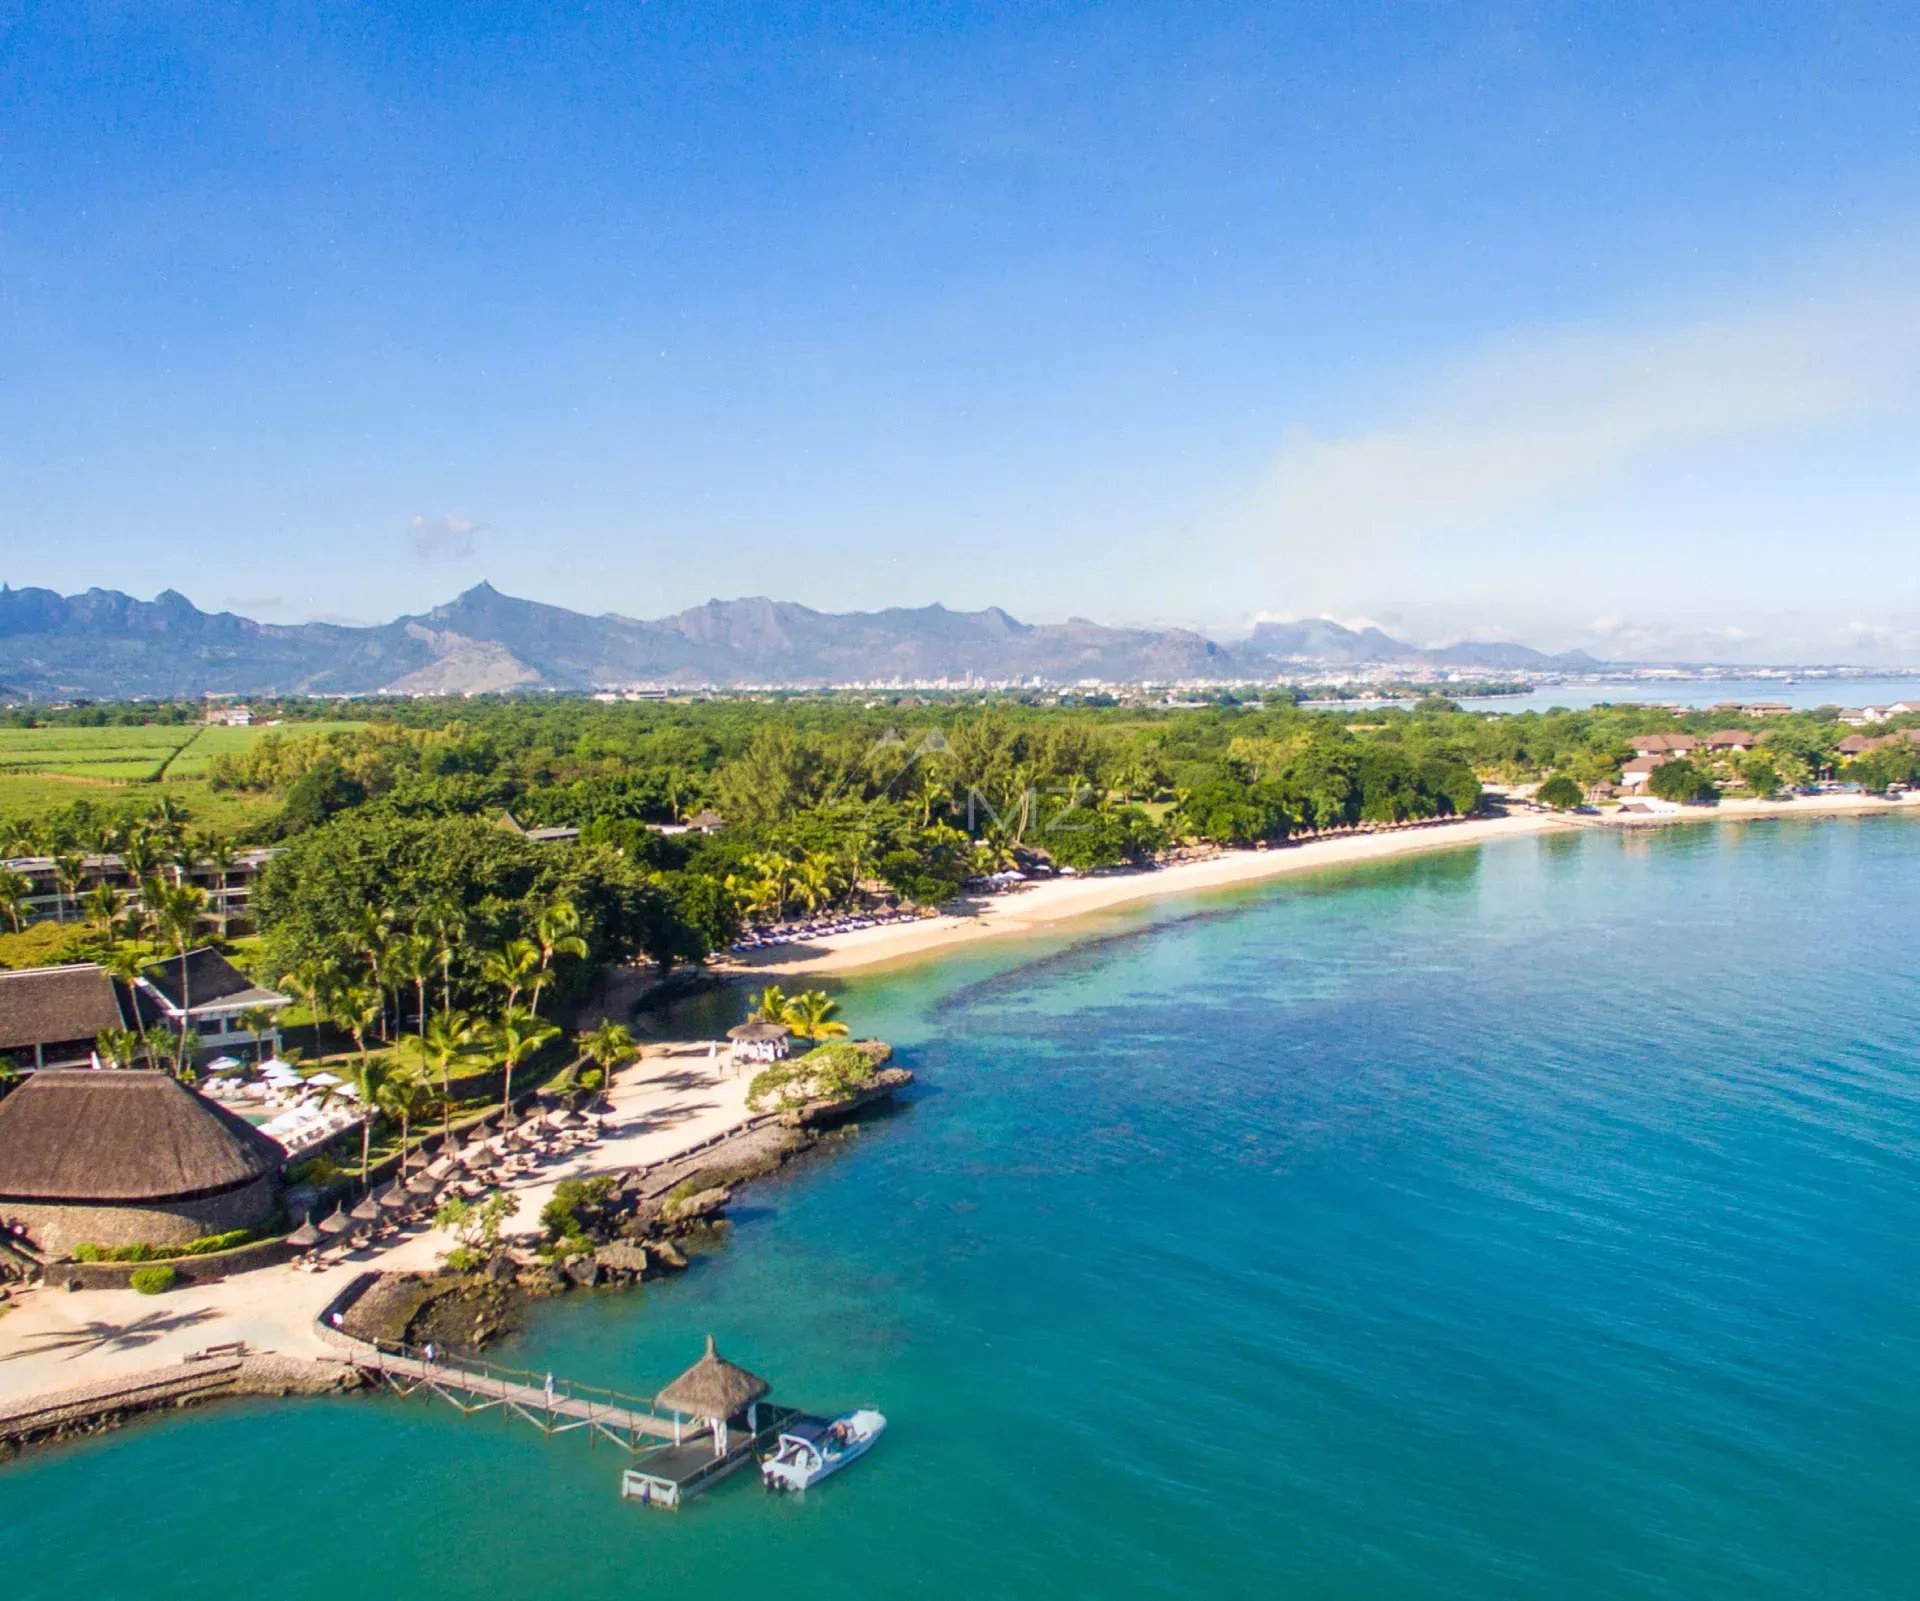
[7,818,1920,1598]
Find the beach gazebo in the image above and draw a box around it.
[656,1334,770,1456]
[726,1020,790,1068]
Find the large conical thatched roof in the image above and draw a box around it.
[0,1070,282,1202]
[656,1334,769,1419]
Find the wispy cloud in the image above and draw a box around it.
[1245,282,1920,550]
[409,513,484,561]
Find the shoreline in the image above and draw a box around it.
[6,792,1916,1452]
[722,793,1920,979]
[0,1047,907,1456]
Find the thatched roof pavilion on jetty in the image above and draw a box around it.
[0,1070,283,1256]
[656,1334,770,1454]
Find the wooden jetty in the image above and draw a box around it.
[347,1339,679,1449]
[317,1280,801,1507]
[619,1404,808,1507]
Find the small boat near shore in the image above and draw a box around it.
[760,1409,886,1491]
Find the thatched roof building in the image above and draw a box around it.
[0,1069,283,1256]
[657,1334,769,1422]
[0,963,136,1070]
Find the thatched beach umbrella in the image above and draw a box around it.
[378,1178,413,1212]
[318,1200,352,1237]
[285,1212,322,1249]
[350,1194,382,1224]
[547,1106,581,1128]
[406,1165,438,1196]
[656,1334,770,1456]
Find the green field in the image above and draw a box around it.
[165,720,366,778]
[0,725,195,782]
[0,721,365,837]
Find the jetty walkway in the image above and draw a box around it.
[316,1281,676,1448]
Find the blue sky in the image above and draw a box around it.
[4,2,1919,661]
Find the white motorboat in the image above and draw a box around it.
[760,1409,886,1491]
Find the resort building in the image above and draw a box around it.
[0,846,277,931]
[0,964,138,1072]
[1706,730,1758,754]
[1619,756,1670,792]
[0,951,287,1073]
[0,1069,283,1255]
[137,947,290,1060]
[493,811,582,844]
[1628,733,1701,758]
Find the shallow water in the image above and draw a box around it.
[7,817,1920,1599]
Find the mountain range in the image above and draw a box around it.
[0,582,1600,698]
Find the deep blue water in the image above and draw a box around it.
[6,818,1920,1598]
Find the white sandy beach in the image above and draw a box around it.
[724,793,1920,979]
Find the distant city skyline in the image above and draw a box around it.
[4,3,1919,663]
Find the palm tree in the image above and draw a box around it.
[331,982,384,1187]
[352,904,396,1039]
[528,901,587,1018]
[82,881,122,928]
[169,1028,204,1081]
[783,990,849,1042]
[150,881,208,1064]
[416,1008,479,1137]
[493,1004,559,1116]
[482,938,538,1015]
[51,851,84,924]
[390,931,435,1041]
[424,899,466,1018]
[94,1026,141,1069]
[199,833,237,939]
[237,1003,278,1059]
[790,853,834,916]
[0,867,29,933]
[578,1020,637,1094]
[101,945,154,1066]
[749,984,790,1025]
[376,1062,430,1171]
[279,953,339,1061]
